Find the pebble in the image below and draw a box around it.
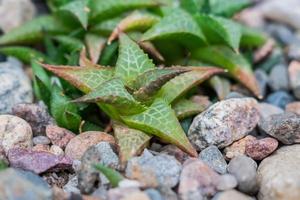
[188,98,259,150]
[227,156,258,194]
[78,142,119,194]
[107,188,144,200]
[265,23,295,45]
[159,144,189,164]
[0,168,52,200]
[257,145,300,200]
[0,0,36,32]
[285,101,300,115]
[268,64,290,91]
[216,174,238,191]
[158,186,179,200]
[8,148,73,174]
[63,175,80,194]
[50,145,64,156]
[145,188,164,200]
[32,144,50,152]
[126,150,182,188]
[224,136,257,160]
[254,69,268,97]
[259,112,300,144]
[178,158,220,200]
[224,92,245,99]
[65,131,115,160]
[245,137,278,160]
[0,58,33,114]
[287,43,300,61]
[257,103,284,124]
[0,114,33,153]
[288,61,300,99]
[266,90,294,109]
[33,135,51,145]
[91,186,108,200]
[199,145,227,174]
[12,102,55,136]
[212,189,255,200]
[118,179,141,188]
[46,125,76,149]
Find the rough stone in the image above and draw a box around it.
[188,98,259,150]
[257,103,284,125]
[257,145,300,200]
[266,90,294,109]
[78,142,119,194]
[160,144,189,164]
[288,61,300,99]
[65,131,115,160]
[0,168,52,200]
[179,159,220,200]
[46,125,75,149]
[224,136,257,160]
[199,145,227,174]
[8,148,73,174]
[0,114,33,153]
[50,145,64,156]
[286,101,300,115]
[259,112,300,144]
[63,175,80,194]
[227,156,258,194]
[33,135,51,145]
[0,58,33,114]
[245,137,278,160]
[268,64,289,91]
[216,174,238,191]
[212,190,255,200]
[12,102,55,136]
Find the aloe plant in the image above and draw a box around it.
[0,0,267,161]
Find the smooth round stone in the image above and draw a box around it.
[268,64,290,91]
[33,136,51,145]
[216,174,238,191]
[266,90,294,109]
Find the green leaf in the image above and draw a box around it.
[131,67,191,102]
[113,122,151,164]
[0,15,70,45]
[141,8,206,47]
[74,78,146,115]
[50,85,81,132]
[108,11,160,44]
[195,14,241,51]
[156,67,224,104]
[85,34,106,64]
[122,98,197,157]
[0,47,47,64]
[54,36,84,52]
[209,0,251,17]
[115,33,155,84]
[89,0,157,23]
[59,0,89,29]
[180,0,204,14]
[0,160,7,171]
[192,45,261,98]
[99,41,119,66]
[90,17,122,36]
[240,26,267,48]
[172,98,207,120]
[94,164,124,187]
[47,0,72,11]
[42,64,114,93]
[208,76,231,100]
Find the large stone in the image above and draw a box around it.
[0,168,52,200]
[78,142,119,194]
[227,156,258,194]
[126,150,182,188]
[0,114,33,153]
[0,58,33,114]
[259,112,300,144]
[178,159,220,200]
[258,145,300,200]
[12,102,55,136]
[8,148,73,174]
[188,98,259,150]
[199,145,227,174]
[65,131,115,160]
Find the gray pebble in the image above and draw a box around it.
[268,64,289,91]
[266,90,294,109]
[33,136,51,145]
[216,174,238,191]
[199,145,227,174]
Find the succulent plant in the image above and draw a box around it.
[0,0,267,162]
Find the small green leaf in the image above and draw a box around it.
[99,41,119,66]
[90,17,122,36]
[172,98,207,120]
[180,0,203,14]
[195,14,241,51]
[94,164,124,188]
[208,76,231,100]
[113,122,151,164]
[122,98,197,157]
[141,8,206,47]
[115,33,155,84]
[240,25,267,48]
[157,67,224,104]
[192,45,261,98]
[74,78,146,115]
[85,34,106,64]
[54,36,84,52]
[50,85,81,132]
[209,0,251,17]
[42,64,114,93]
[59,0,89,29]
[0,47,47,64]
[108,11,160,44]
[89,0,157,23]
[0,15,70,45]
[0,160,8,171]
